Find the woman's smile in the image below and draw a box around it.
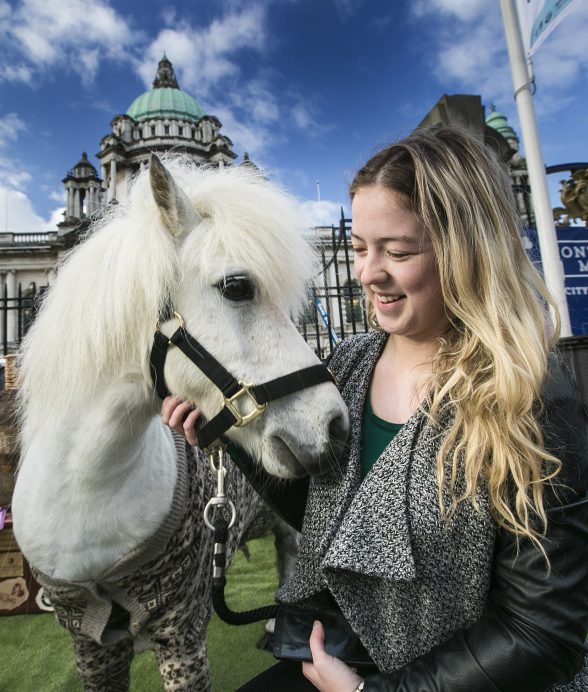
[351,184,448,343]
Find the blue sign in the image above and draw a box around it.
[525,226,588,335]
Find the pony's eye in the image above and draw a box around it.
[216,275,255,301]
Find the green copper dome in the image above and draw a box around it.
[486,105,519,146]
[126,55,205,123]
[127,88,205,122]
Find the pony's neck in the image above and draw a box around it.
[14,377,179,581]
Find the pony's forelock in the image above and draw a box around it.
[148,158,317,315]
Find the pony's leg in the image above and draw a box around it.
[153,633,211,692]
[148,600,212,692]
[71,633,133,692]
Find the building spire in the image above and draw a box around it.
[152,53,180,89]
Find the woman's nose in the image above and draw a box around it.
[356,252,387,285]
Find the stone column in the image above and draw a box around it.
[0,271,4,350]
[73,189,81,219]
[110,160,117,201]
[5,270,16,350]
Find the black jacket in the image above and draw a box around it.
[230,356,588,691]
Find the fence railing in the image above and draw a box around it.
[1,283,47,355]
[298,218,369,359]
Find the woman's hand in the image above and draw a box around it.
[302,620,363,692]
[161,396,202,447]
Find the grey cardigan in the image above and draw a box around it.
[277,330,496,672]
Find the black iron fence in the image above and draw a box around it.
[298,217,369,360]
[1,283,47,356]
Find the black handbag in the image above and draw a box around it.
[273,604,377,669]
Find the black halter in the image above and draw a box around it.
[149,312,335,449]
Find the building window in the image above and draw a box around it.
[164,125,170,135]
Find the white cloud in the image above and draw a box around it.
[212,104,282,159]
[244,81,280,124]
[48,190,66,204]
[531,1,588,92]
[412,0,488,22]
[226,77,281,126]
[0,114,34,194]
[0,113,27,148]
[0,0,138,84]
[0,186,63,233]
[333,0,366,21]
[0,114,59,231]
[291,102,312,130]
[411,0,588,122]
[300,199,343,227]
[0,187,46,233]
[0,63,33,83]
[45,206,66,229]
[136,6,266,98]
[0,156,32,192]
[288,95,332,137]
[133,6,328,160]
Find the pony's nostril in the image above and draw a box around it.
[329,413,349,453]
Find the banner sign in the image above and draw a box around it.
[526,226,588,335]
[516,0,582,54]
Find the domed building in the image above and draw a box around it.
[56,55,239,237]
[96,55,237,207]
[0,56,244,351]
[485,104,520,155]
[418,94,533,225]
[485,104,532,226]
[60,152,103,229]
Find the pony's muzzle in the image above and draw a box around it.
[317,411,350,475]
[295,410,350,477]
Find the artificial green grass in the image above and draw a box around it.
[0,535,280,691]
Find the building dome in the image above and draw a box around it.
[98,55,236,209]
[70,152,98,178]
[126,55,206,122]
[127,88,205,122]
[486,105,519,151]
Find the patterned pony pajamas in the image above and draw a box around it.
[34,436,267,691]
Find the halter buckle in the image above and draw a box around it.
[224,382,267,427]
[155,310,185,332]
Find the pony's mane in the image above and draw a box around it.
[18,156,316,440]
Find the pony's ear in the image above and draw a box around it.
[149,154,202,237]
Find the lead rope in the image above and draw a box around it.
[205,445,278,625]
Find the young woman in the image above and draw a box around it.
[164,126,588,691]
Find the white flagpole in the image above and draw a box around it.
[500,0,572,336]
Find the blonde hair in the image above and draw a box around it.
[350,125,561,548]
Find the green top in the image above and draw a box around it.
[360,395,404,478]
[127,87,206,122]
[485,104,519,147]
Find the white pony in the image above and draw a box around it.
[12,155,348,691]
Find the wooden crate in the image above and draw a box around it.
[3,355,18,391]
[0,390,18,507]
[0,514,49,616]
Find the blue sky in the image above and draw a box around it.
[0,0,587,233]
